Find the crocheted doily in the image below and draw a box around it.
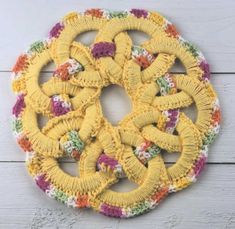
[11,9,221,218]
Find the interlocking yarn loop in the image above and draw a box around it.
[11,9,221,218]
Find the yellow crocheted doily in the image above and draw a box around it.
[11,9,221,218]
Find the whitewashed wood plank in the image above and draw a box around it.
[0,163,234,228]
[0,0,235,72]
[0,73,233,162]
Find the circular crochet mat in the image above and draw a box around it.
[11,9,221,218]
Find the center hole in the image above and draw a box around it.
[100,85,132,125]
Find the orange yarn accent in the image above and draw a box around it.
[165,24,179,38]
[151,187,168,202]
[18,135,32,152]
[212,109,221,124]
[71,149,81,160]
[85,9,103,18]
[135,56,152,69]
[12,54,28,73]
[54,62,71,81]
[76,194,89,208]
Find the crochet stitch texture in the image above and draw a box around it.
[11,9,221,218]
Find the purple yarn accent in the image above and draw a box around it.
[12,94,25,117]
[49,22,64,38]
[91,42,116,59]
[97,154,119,170]
[166,122,175,128]
[100,204,123,217]
[130,9,148,18]
[36,174,50,192]
[168,109,179,117]
[165,109,179,129]
[51,97,71,116]
[169,116,177,122]
[199,61,210,81]
[194,155,207,178]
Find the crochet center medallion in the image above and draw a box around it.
[11,9,221,218]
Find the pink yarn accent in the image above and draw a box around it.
[36,174,50,192]
[130,9,148,18]
[91,42,116,59]
[97,154,118,169]
[100,204,123,217]
[49,22,64,38]
[193,155,207,177]
[199,61,210,81]
[165,109,179,129]
[51,96,71,116]
[12,94,25,117]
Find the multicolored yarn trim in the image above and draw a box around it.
[11,8,221,218]
[53,58,84,81]
[35,173,89,208]
[131,45,156,70]
[99,186,168,218]
[60,130,85,160]
[97,154,124,178]
[162,109,180,133]
[156,73,177,96]
[51,94,72,116]
[134,141,161,165]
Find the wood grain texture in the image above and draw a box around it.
[0,163,235,229]
[0,1,234,228]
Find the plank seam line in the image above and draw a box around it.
[0,70,235,74]
[0,161,234,165]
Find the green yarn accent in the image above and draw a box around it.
[107,10,128,19]
[183,41,199,58]
[130,202,151,216]
[69,130,84,151]
[29,41,45,53]
[12,118,23,133]
[148,145,161,157]
[63,130,85,156]
[131,45,145,55]
[156,77,170,95]
[203,131,217,146]
[134,143,161,164]
[54,190,69,204]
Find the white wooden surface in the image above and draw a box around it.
[0,1,235,228]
